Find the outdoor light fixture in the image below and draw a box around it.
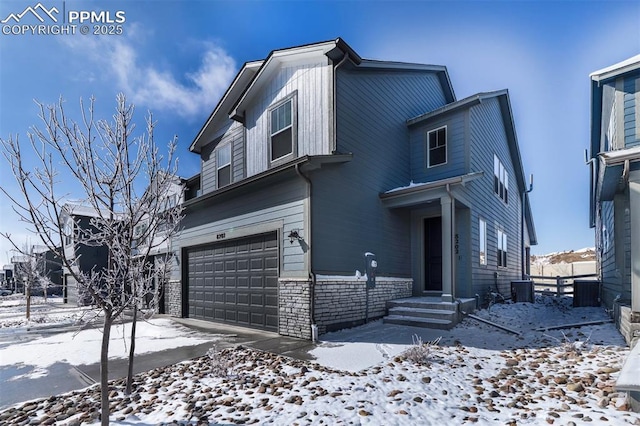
[288,229,302,244]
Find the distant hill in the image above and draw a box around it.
[531,248,596,265]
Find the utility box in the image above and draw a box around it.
[573,280,600,307]
[364,252,377,289]
[511,280,534,303]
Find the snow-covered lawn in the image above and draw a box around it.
[0,296,221,373]
[0,295,91,329]
[1,295,639,425]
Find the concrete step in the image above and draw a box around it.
[383,315,455,330]
[388,306,457,321]
[388,300,457,311]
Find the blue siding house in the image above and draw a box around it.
[589,54,640,412]
[169,38,536,339]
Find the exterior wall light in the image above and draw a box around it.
[288,230,302,244]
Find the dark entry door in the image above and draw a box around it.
[424,217,443,291]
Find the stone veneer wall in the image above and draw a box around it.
[278,279,312,340]
[168,277,412,340]
[314,278,413,335]
[165,280,182,317]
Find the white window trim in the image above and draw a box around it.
[479,218,487,266]
[497,227,508,268]
[216,143,232,189]
[493,154,508,204]
[426,125,447,168]
[268,92,298,166]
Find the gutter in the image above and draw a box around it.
[182,154,351,208]
[521,175,533,279]
[294,163,317,341]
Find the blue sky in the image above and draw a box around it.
[0,0,639,263]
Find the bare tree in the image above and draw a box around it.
[0,94,182,426]
[11,245,45,320]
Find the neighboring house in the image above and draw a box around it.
[168,38,536,339]
[133,174,185,312]
[589,54,640,413]
[31,245,63,296]
[589,55,640,346]
[59,203,109,305]
[2,265,13,289]
[9,254,28,293]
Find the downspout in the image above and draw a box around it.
[295,163,317,341]
[445,184,456,300]
[332,52,350,153]
[521,175,533,280]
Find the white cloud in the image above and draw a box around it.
[63,31,236,120]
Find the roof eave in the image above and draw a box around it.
[182,154,352,208]
[189,60,263,153]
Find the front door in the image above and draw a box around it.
[424,217,443,291]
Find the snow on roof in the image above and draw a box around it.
[384,172,484,195]
[590,54,640,81]
[600,144,640,164]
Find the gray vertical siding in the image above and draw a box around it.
[201,121,245,195]
[623,73,639,147]
[311,68,448,276]
[244,59,332,177]
[467,97,523,300]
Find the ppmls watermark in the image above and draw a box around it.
[1,2,126,36]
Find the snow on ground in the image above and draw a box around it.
[0,296,222,383]
[0,295,91,329]
[1,295,639,425]
[0,317,218,370]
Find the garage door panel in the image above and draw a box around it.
[265,277,278,288]
[250,293,264,305]
[237,292,250,305]
[265,256,278,270]
[265,294,278,307]
[187,232,278,332]
[237,259,249,271]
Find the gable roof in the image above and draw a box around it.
[189,37,455,153]
[408,90,536,245]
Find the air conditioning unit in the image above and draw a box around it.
[511,280,534,303]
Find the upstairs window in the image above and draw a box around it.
[217,144,232,188]
[270,98,294,163]
[497,228,508,268]
[494,155,508,203]
[64,220,73,246]
[427,126,447,167]
[133,222,149,248]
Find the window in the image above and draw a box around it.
[134,222,149,248]
[270,98,293,162]
[427,126,447,167]
[217,144,232,188]
[497,228,507,267]
[494,155,508,203]
[479,218,487,265]
[64,219,73,245]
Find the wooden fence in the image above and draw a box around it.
[529,273,598,297]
